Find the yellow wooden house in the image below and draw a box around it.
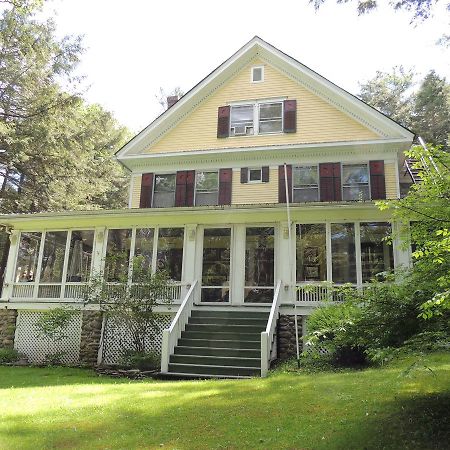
[0,37,415,377]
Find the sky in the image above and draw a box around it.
[45,0,450,133]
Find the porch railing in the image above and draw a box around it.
[9,281,186,303]
[260,280,282,377]
[160,280,198,373]
[296,283,368,305]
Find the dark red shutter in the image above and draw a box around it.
[241,168,248,183]
[319,163,341,202]
[175,171,187,207]
[218,168,232,205]
[278,165,292,203]
[139,173,154,208]
[369,160,386,200]
[186,170,195,206]
[217,106,230,138]
[262,166,269,183]
[283,100,297,133]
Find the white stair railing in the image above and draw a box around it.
[160,280,198,373]
[260,280,282,377]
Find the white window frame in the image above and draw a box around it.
[247,167,263,184]
[341,163,371,201]
[194,170,219,206]
[229,98,285,137]
[292,165,320,203]
[152,173,177,208]
[258,102,283,135]
[251,65,264,83]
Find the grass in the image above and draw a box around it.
[0,353,449,450]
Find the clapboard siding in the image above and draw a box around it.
[384,162,398,199]
[145,58,379,154]
[130,174,142,208]
[232,168,278,205]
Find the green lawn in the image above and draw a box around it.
[0,353,449,450]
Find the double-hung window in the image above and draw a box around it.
[153,174,176,207]
[342,164,370,201]
[293,165,319,202]
[195,171,219,206]
[230,101,283,136]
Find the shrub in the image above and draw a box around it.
[0,347,20,363]
[120,350,160,370]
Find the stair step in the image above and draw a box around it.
[189,317,268,326]
[168,363,260,377]
[191,310,269,320]
[170,354,261,368]
[175,346,260,358]
[178,338,260,349]
[158,372,251,380]
[181,331,260,341]
[185,323,265,333]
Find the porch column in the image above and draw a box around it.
[182,224,197,298]
[92,227,107,276]
[278,221,295,303]
[393,221,412,269]
[1,229,20,301]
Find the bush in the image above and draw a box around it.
[120,350,160,370]
[0,347,20,363]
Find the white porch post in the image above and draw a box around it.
[279,221,295,304]
[182,224,197,299]
[92,227,107,276]
[393,221,412,269]
[1,229,20,300]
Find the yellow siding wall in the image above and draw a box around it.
[130,174,142,208]
[146,58,379,154]
[232,168,278,205]
[384,162,398,199]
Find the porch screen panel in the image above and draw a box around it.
[157,228,184,281]
[133,228,154,274]
[105,229,132,282]
[331,223,356,284]
[15,232,42,283]
[244,227,274,303]
[40,231,67,282]
[296,224,327,282]
[201,228,231,302]
[360,222,394,282]
[66,230,94,282]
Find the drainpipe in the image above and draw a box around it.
[283,163,300,368]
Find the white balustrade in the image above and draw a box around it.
[161,280,198,373]
[261,280,282,377]
[11,284,34,299]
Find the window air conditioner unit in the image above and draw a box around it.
[233,125,247,136]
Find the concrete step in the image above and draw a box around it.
[189,316,268,327]
[185,323,265,334]
[170,354,261,368]
[168,363,260,377]
[174,346,261,358]
[178,338,260,349]
[181,330,260,341]
[191,309,269,320]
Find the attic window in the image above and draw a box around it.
[251,66,264,83]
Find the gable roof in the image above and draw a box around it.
[116,36,415,160]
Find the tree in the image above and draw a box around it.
[310,0,449,22]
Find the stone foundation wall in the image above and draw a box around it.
[277,315,303,360]
[0,309,18,348]
[79,311,103,366]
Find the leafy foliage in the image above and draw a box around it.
[120,350,160,370]
[0,347,20,363]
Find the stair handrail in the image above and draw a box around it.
[161,280,197,373]
[261,280,282,377]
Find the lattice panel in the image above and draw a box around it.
[14,310,82,364]
[102,313,174,365]
[303,342,329,356]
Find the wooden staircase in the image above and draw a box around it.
[166,309,270,378]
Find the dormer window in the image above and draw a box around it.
[251,66,264,83]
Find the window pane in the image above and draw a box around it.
[245,227,274,303]
[360,223,394,282]
[15,232,42,283]
[249,168,262,182]
[342,164,369,184]
[296,224,327,282]
[259,119,282,133]
[134,228,154,274]
[231,105,253,122]
[66,230,94,282]
[331,223,356,284]
[153,174,176,207]
[153,192,175,208]
[343,185,370,201]
[195,192,218,206]
[40,231,67,283]
[293,166,318,187]
[105,229,132,282]
[259,103,282,119]
[252,67,262,82]
[195,171,218,191]
[201,228,231,302]
[157,228,184,281]
[293,188,319,202]
[154,174,176,192]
